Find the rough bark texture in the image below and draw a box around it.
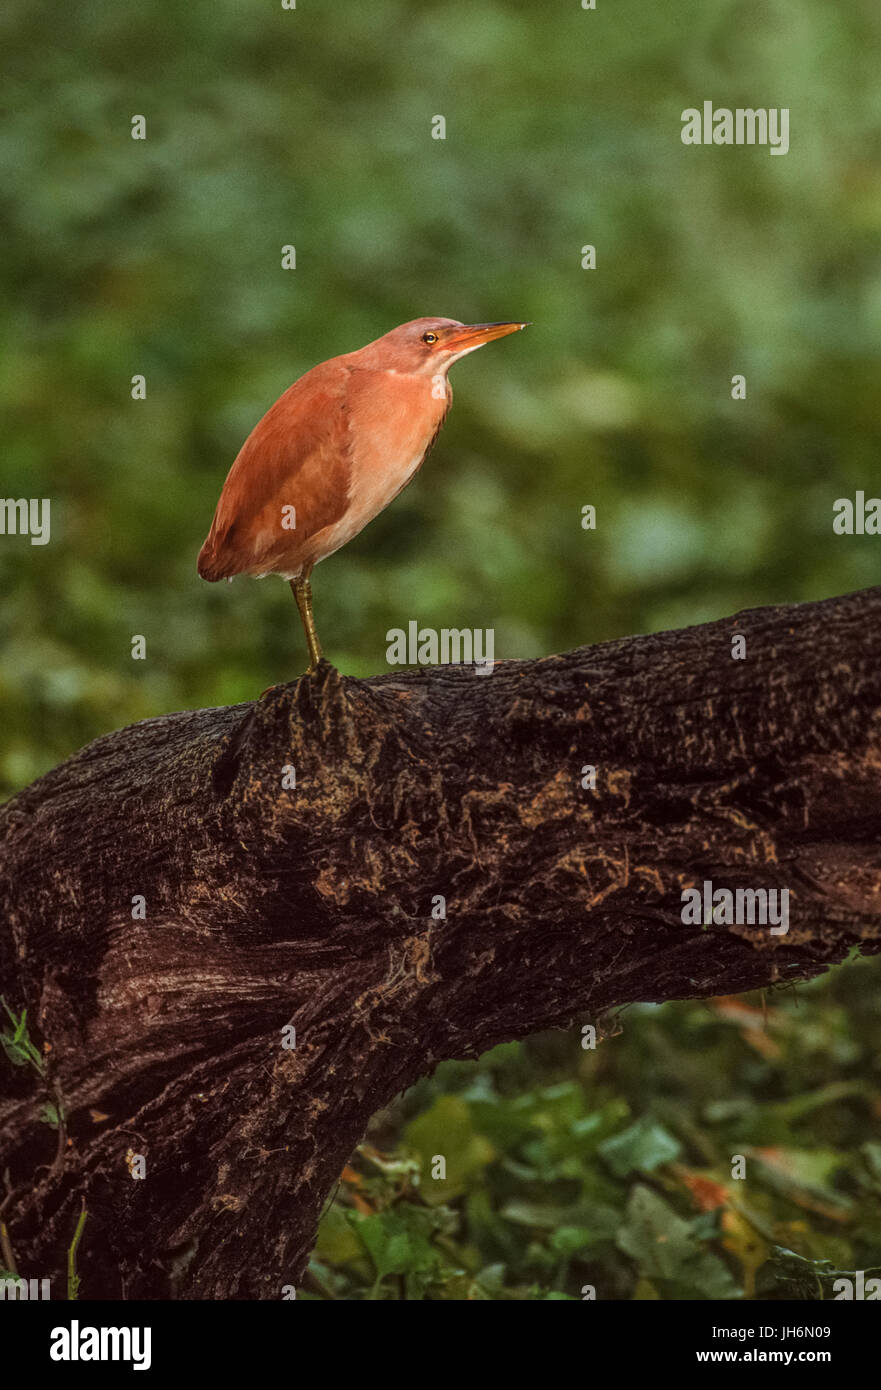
[1,585,880,1299]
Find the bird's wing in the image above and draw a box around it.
[198,361,353,580]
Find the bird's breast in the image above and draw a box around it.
[316,369,450,561]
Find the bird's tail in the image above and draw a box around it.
[197,533,228,582]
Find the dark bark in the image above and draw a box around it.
[1,585,880,1299]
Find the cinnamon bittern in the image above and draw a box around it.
[198,317,527,670]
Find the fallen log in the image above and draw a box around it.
[1,585,880,1298]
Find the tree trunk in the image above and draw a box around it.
[1,585,880,1299]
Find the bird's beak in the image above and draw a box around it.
[444,321,529,351]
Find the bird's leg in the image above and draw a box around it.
[291,569,323,672]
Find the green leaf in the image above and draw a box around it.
[349,1208,440,1282]
[598,1118,681,1177]
[616,1185,740,1300]
[550,1225,596,1257]
[314,1203,363,1266]
[404,1095,495,1205]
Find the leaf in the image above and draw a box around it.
[0,1000,44,1074]
[750,1147,852,1221]
[616,1185,741,1300]
[549,1225,596,1257]
[599,1118,681,1177]
[677,1169,730,1212]
[501,1200,565,1230]
[404,1095,494,1205]
[314,1203,364,1266]
[349,1208,440,1282]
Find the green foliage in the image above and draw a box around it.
[616,1185,739,1300]
[0,999,45,1075]
[756,1248,881,1300]
[308,954,881,1299]
[67,1205,87,1302]
[404,1095,495,1204]
[597,1116,681,1177]
[39,1100,61,1130]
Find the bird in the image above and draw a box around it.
[198,317,528,671]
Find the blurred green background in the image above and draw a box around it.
[3,0,881,792]
[1,0,880,1299]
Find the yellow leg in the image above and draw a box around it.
[291,570,322,672]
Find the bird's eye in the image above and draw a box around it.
[422,332,438,344]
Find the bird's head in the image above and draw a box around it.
[359,317,528,376]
